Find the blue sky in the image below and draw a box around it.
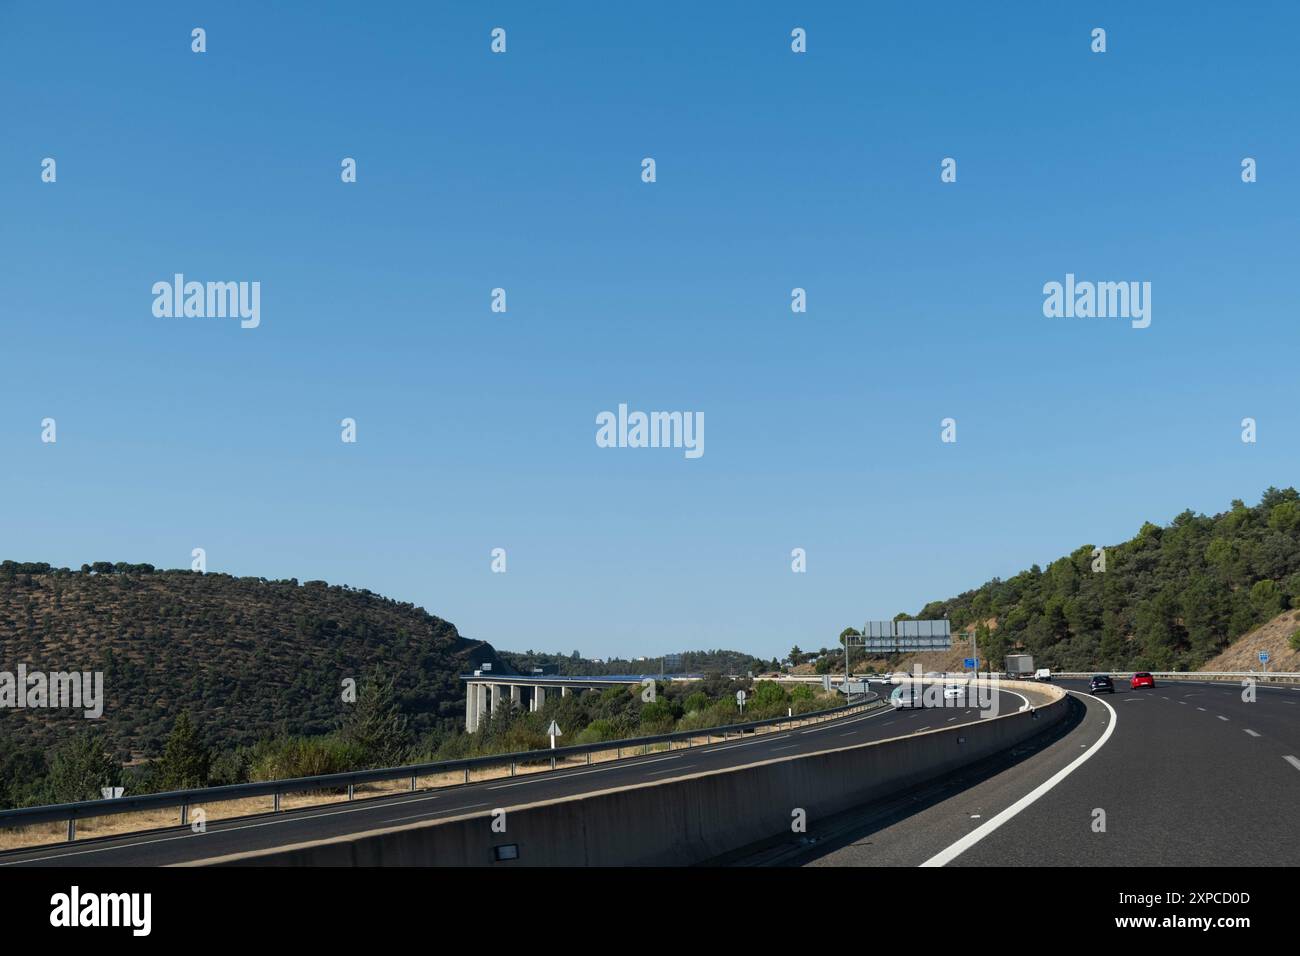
[1,2,1297,661]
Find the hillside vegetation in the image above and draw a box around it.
[0,564,501,757]
[908,488,1300,672]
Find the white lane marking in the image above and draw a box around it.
[647,764,695,776]
[771,744,800,752]
[1244,730,1261,738]
[389,802,490,823]
[921,691,1118,868]
[1285,756,1300,772]
[709,735,789,753]
[1217,715,1229,721]
[914,726,932,733]
[1178,701,1187,704]
[1197,707,1207,711]
[485,753,681,789]
[839,731,856,737]
[946,717,957,722]
[1003,690,1032,712]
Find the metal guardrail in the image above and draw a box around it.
[1052,671,1300,684]
[0,694,881,844]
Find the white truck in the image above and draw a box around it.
[1034,667,1052,681]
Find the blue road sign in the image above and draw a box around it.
[964,658,977,668]
[1259,651,1270,663]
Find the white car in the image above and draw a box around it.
[891,688,923,709]
[942,683,966,701]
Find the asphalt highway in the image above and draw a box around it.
[1,688,1024,866]
[783,678,1300,867]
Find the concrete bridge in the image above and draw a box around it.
[462,673,700,731]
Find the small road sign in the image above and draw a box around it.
[1259,651,1270,663]
[964,658,978,669]
[546,720,562,748]
[736,690,747,712]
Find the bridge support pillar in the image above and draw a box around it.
[561,686,570,698]
[535,686,547,711]
[465,682,479,732]
[490,683,502,714]
[510,684,521,709]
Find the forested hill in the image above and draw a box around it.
[0,564,503,755]
[907,488,1300,672]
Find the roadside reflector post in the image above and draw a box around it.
[348,784,354,801]
[274,792,281,813]
[410,775,417,791]
[67,818,75,842]
[180,803,188,826]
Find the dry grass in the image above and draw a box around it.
[1201,609,1300,673]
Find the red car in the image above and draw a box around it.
[1130,672,1155,689]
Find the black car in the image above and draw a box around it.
[1089,674,1115,694]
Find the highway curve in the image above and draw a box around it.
[787,678,1300,867]
[1,689,1025,867]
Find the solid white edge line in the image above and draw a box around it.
[919,690,1117,868]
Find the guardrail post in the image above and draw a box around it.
[550,755,556,770]
[464,767,469,784]
[274,792,281,813]
[347,784,354,801]
[617,746,622,759]
[586,751,591,764]
[410,775,417,792]
[510,761,516,777]
[180,803,188,827]
[67,818,75,842]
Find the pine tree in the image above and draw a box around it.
[340,670,411,768]
[155,711,210,791]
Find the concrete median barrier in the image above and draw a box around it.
[189,681,1067,867]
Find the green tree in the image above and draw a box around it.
[340,670,412,768]
[46,729,120,804]
[683,691,709,713]
[154,710,211,791]
[752,681,788,709]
